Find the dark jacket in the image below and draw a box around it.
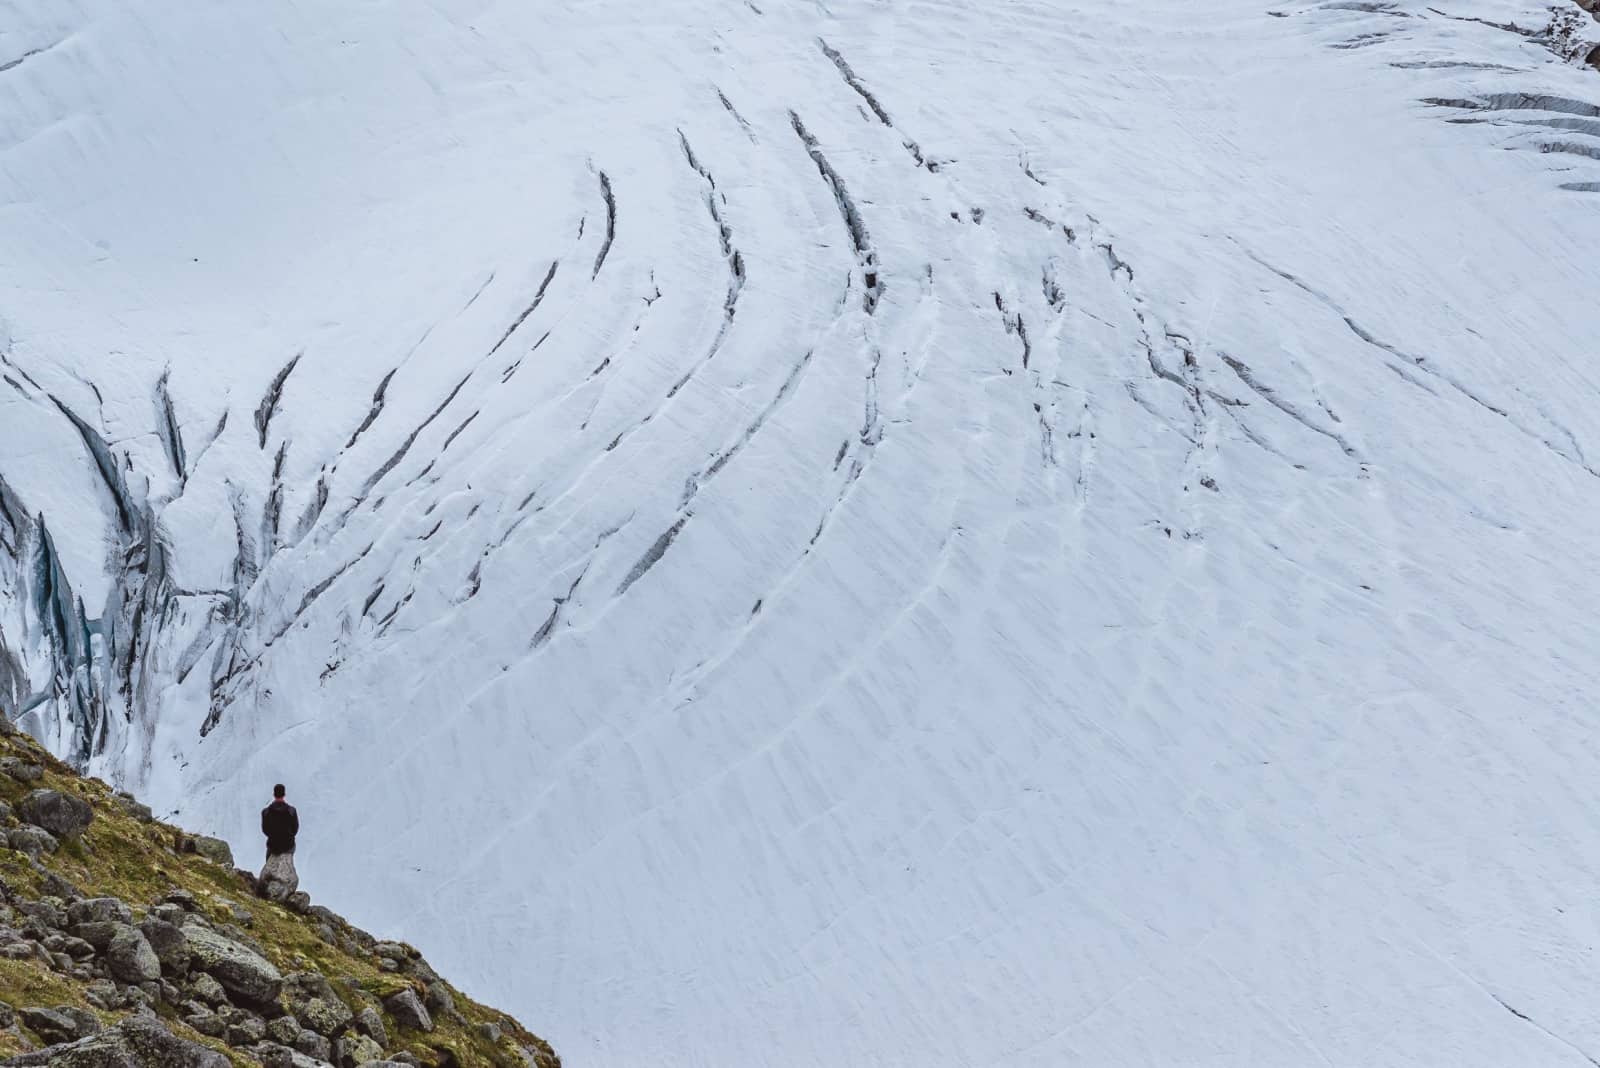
[261,799,299,856]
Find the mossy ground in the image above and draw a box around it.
[0,727,557,1068]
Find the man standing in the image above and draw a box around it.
[259,784,299,901]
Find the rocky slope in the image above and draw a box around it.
[0,722,556,1068]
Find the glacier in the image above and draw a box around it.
[3,0,1600,1063]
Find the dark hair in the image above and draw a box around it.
[273,784,286,798]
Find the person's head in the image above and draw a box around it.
[273,784,286,799]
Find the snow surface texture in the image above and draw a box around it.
[3,0,1600,1064]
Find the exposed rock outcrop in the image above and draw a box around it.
[0,725,557,1068]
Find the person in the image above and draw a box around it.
[258,784,300,900]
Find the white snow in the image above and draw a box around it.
[3,0,1600,1064]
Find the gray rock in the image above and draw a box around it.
[0,998,12,1028]
[17,789,92,839]
[107,924,162,983]
[476,1021,502,1043]
[66,898,131,927]
[56,936,95,960]
[54,1006,101,1038]
[16,899,66,928]
[226,1014,266,1046]
[162,889,199,911]
[356,1062,413,1068]
[352,1007,387,1046]
[138,916,190,976]
[193,836,233,868]
[283,971,337,1004]
[258,1044,336,1068]
[382,988,432,1033]
[423,981,454,1017]
[189,972,227,1006]
[72,920,125,951]
[7,825,58,858]
[19,1006,88,1044]
[266,1015,303,1045]
[185,1011,227,1038]
[183,925,283,1006]
[5,1015,233,1067]
[372,941,410,961]
[112,794,153,821]
[0,757,42,783]
[286,891,312,914]
[84,980,123,1011]
[148,902,187,926]
[294,1030,333,1061]
[297,996,352,1037]
[334,1034,384,1066]
[35,871,83,903]
[259,852,299,902]
[406,957,440,985]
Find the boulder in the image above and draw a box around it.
[189,972,227,1006]
[15,899,66,929]
[48,935,95,960]
[297,996,353,1038]
[138,917,191,976]
[112,794,153,822]
[107,924,162,983]
[286,891,313,914]
[267,1015,303,1045]
[19,1006,90,1044]
[225,1014,266,1047]
[334,1034,384,1066]
[35,870,83,903]
[353,1007,387,1046]
[148,902,187,926]
[258,1044,336,1068]
[382,988,432,1033]
[423,981,454,1018]
[0,757,43,783]
[294,1030,333,1061]
[17,789,92,839]
[259,853,299,902]
[72,921,126,952]
[4,1015,231,1068]
[193,836,233,868]
[7,826,58,858]
[183,926,283,1006]
[84,981,123,1011]
[53,1007,101,1038]
[163,889,199,911]
[0,999,12,1028]
[66,898,131,927]
[283,971,337,1004]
